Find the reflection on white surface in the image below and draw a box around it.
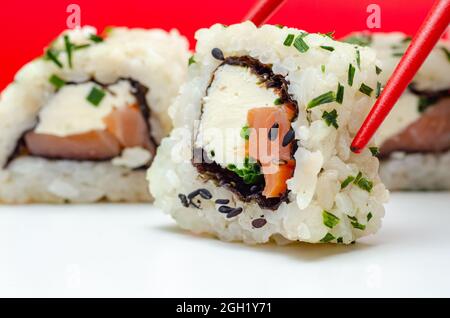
[0,193,449,297]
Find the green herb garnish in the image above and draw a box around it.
[322,109,338,129]
[227,157,262,185]
[89,34,103,43]
[344,34,372,47]
[356,49,361,69]
[369,147,379,156]
[293,33,309,53]
[341,176,355,189]
[356,177,373,192]
[321,65,326,73]
[320,233,336,243]
[392,52,404,57]
[274,98,282,105]
[336,83,344,104]
[86,86,106,106]
[283,34,295,46]
[64,35,73,68]
[402,36,412,43]
[323,211,340,229]
[354,171,363,184]
[307,91,335,109]
[441,47,450,62]
[49,74,65,89]
[348,216,366,230]
[376,82,382,98]
[375,65,382,75]
[418,96,439,113]
[188,56,196,66]
[275,24,284,29]
[45,49,63,68]
[359,83,373,96]
[367,212,373,222]
[240,125,251,140]
[348,64,355,86]
[337,237,344,243]
[320,45,335,52]
[73,44,91,51]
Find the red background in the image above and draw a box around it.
[0,0,440,90]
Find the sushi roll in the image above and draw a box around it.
[0,26,189,203]
[148,22,389,245]
[344,32,450,191]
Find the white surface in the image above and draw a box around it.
[0,192,449,298]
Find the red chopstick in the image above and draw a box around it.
[243,0,287,26]
[350,0,450,153]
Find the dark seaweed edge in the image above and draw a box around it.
[193,55,298,210]
[4,78,156,170]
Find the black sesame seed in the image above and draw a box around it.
[268,123,279,141]
[252,218,267,228]
[212,48,225,61]
[187,190,200,200]
[198,188,213,200]
[178,194,189,207]
[227,207,243,218]
[215,199,230,205]
[218,206,234,214]
[282,128,295,147]
[250,185,260,193]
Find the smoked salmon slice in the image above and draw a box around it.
[25,104,154,161]
[247,104,296,198]
[25,130,121,160]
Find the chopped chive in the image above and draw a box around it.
[49,74,66,89]
[402,36,412,43]
[89,34,103,43]
[45,49,63,68]
[356,177,373,192]
[324,31,335,39]
[359,83,373,96]
[320,233,335,243]
[320,45,335,52]
[210,150,215,157]
[375,65,382,75]
[283,34,295,46]
[73,44,91,51]
[392,52,404,57]
[337,237,344,243]
[86,86,106,106]
[356,49,361,69]
[64,35,73,68]
[293,33,309,53]
[369,147,379,156]
[376,82,382,98]
[344,34,372,47]
[348,64,355,86]
[322,109,338,129]
[336,83,344,104]
[348,216,366,230]
[354,171,363,184]
[307,91,335,109]
[274,98,282,105]
[188,56,196,66]
[442,47,450,62]
[323,210,340,228]
[341,176,355,189]
[367,212,373,222]
[275,24,284,29]
[321,65,326,73]
[240,125,250,140]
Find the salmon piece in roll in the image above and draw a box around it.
[0,26,189,203]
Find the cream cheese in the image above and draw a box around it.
[195,64,279,168]
[34,80,136,137]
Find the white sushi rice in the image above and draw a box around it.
[148,22,389,244]
[0,26,189,203]
[346,32,450,191]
